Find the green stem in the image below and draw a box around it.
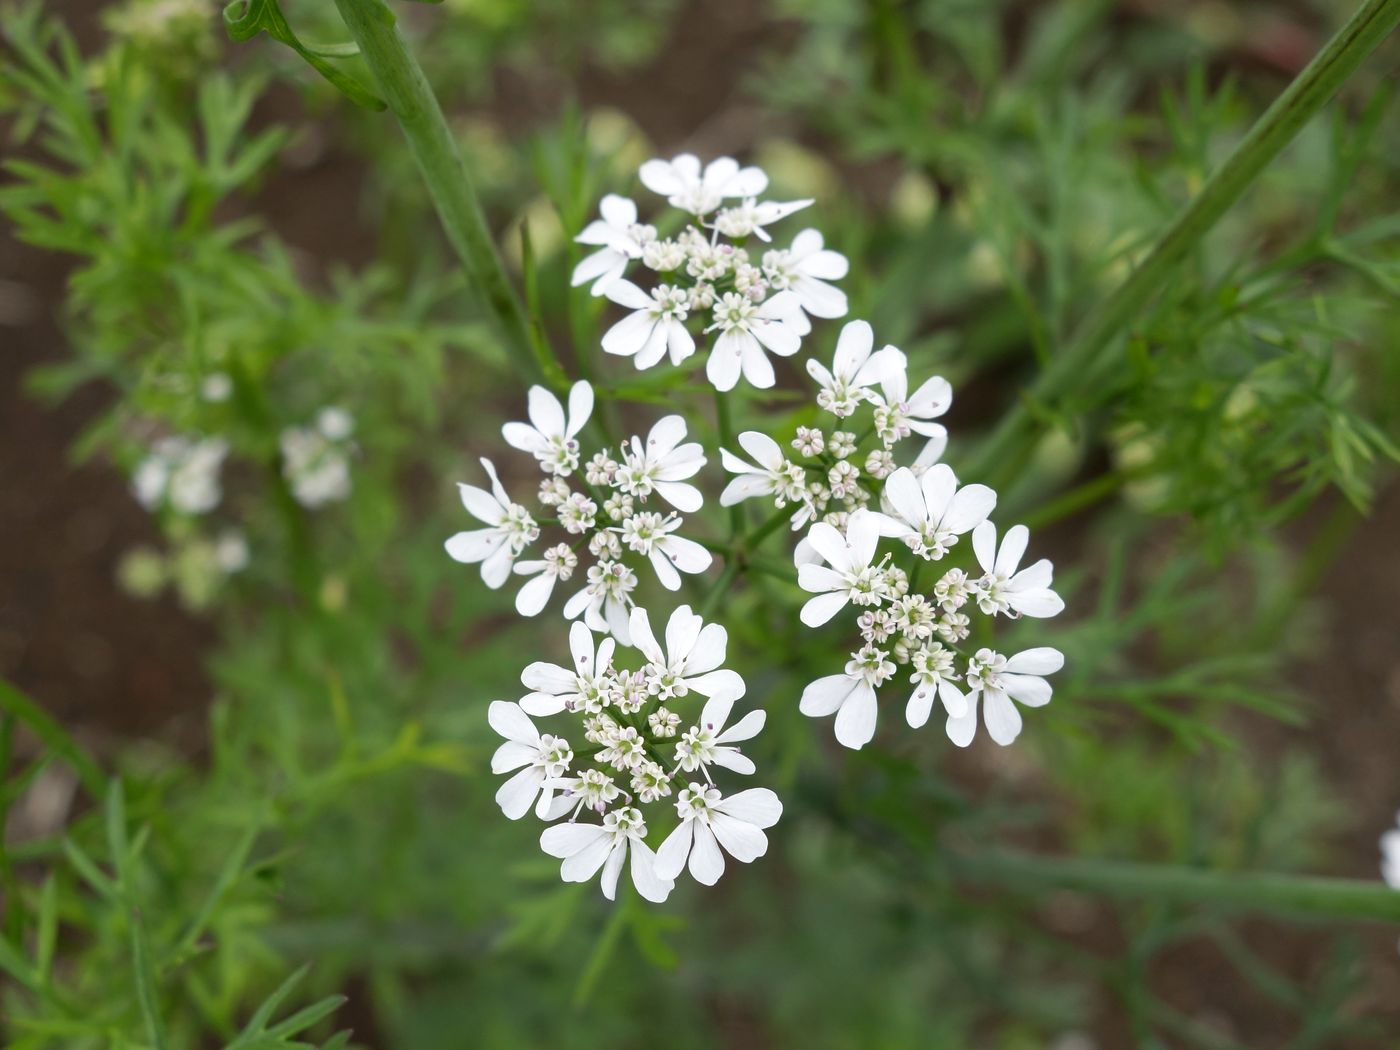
[329,0,551,386]
[966,0,1400,486]
[949,848,1400,923]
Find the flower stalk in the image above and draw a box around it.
[948,847,1400,924]
[966,0,1400,488]
[329,0,563,388]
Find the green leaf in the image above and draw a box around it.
[0,679,104,796]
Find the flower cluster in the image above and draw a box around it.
[574,154,849,392]
[280,406,355,509]
[796,491,1065,749]
[490,609,781,901]
[132,435,230,516]
[720,319,949,531]
[445,381,712,643]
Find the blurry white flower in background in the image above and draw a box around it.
[281,408,354,509]
[1382,812,1400,890]
[132,435,229,515]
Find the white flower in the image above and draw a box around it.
[616,511,713,590]
[488,701,574,820]
[200,372,232,402]
[654,784,782,886]
[873,465,997,561]
[905,643,968,728]
[875,367,951,449]
[134,436,229,515]
[519,620,617,716]
[705,290,807,392]
[444,458,539,588]
[511,543,578,616]
[796,508,890,628]
[501,381,593,476]
[711,197,813,242]
[798,641,897,750]
[601,281,696,369]
[719,431,806,507]
[615,415,706,513]
[214,530,249,574]
[762,229,848,319]
[280,424,351,509]
[572,194,654,294]
[627,606,744,703]
[639,154,768,216]
[539,807,673,902]
[944,647,1063,747]
[806,320,906,417]
[316,406,354,441]
[563,558,638,642]
[970,521,1065,618]
[674,694,766,775]
[1382,813,1400,889]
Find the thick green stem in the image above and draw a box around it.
[330,0,545,384]
[949,848,1400,923]
[966,0,1400,486]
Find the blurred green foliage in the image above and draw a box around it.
[1,0,1398,1046]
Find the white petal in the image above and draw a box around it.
[654,820,693,882]
[943,484,997,534]
[566,381,594,438]
[688,821,726,885]
[907,375,952,419]
[709,812,768,864]
[661,535,712,576]
[982,688,1023,746]
[804,521,852,572]
[628,607,664,664]
[793,275,847,318]
[501,421,549,456]
[740,340,776,389]
[521,660,574,694]
[710,749,756,775]
[1002,673,1052,708]
[800,591,849,628]
[706,330,746,391]
[457,483,504,525]
[480,544,515,589]
[833,680,878,749]
[490,740,535,775]
[715,708,765,743]
[667,322,696,365]
[721,474,772,505]
[603,278,654,311]
[716,787,783,829]
[800,674,859,717]
[971,521,997,575]
[1004,647,1065,676]
[995,524,1029,577]
[598,840,626,899]
[736,430,784,471]
[541,821,605,859]
[832,320,873,380]
[649,548,682,591]
[598,193,637,227]
[938,678,969,718]
[488,700,539,744]
[653,480,704,514]
[883,467,926,527]
[945,693,980,747]
[684,620,727,674]
[687,668,745,702]
[445,528,505,565]
[569,620,598,675]
[797,562,845,595]
[630,839,674,903]
[495,766,543,820]
[906,686,934,729]
[526,385,566,440]
[845,509,881,567]
[602,310,657,358]
[1009,588,1065,618]
[514,572,556,616]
